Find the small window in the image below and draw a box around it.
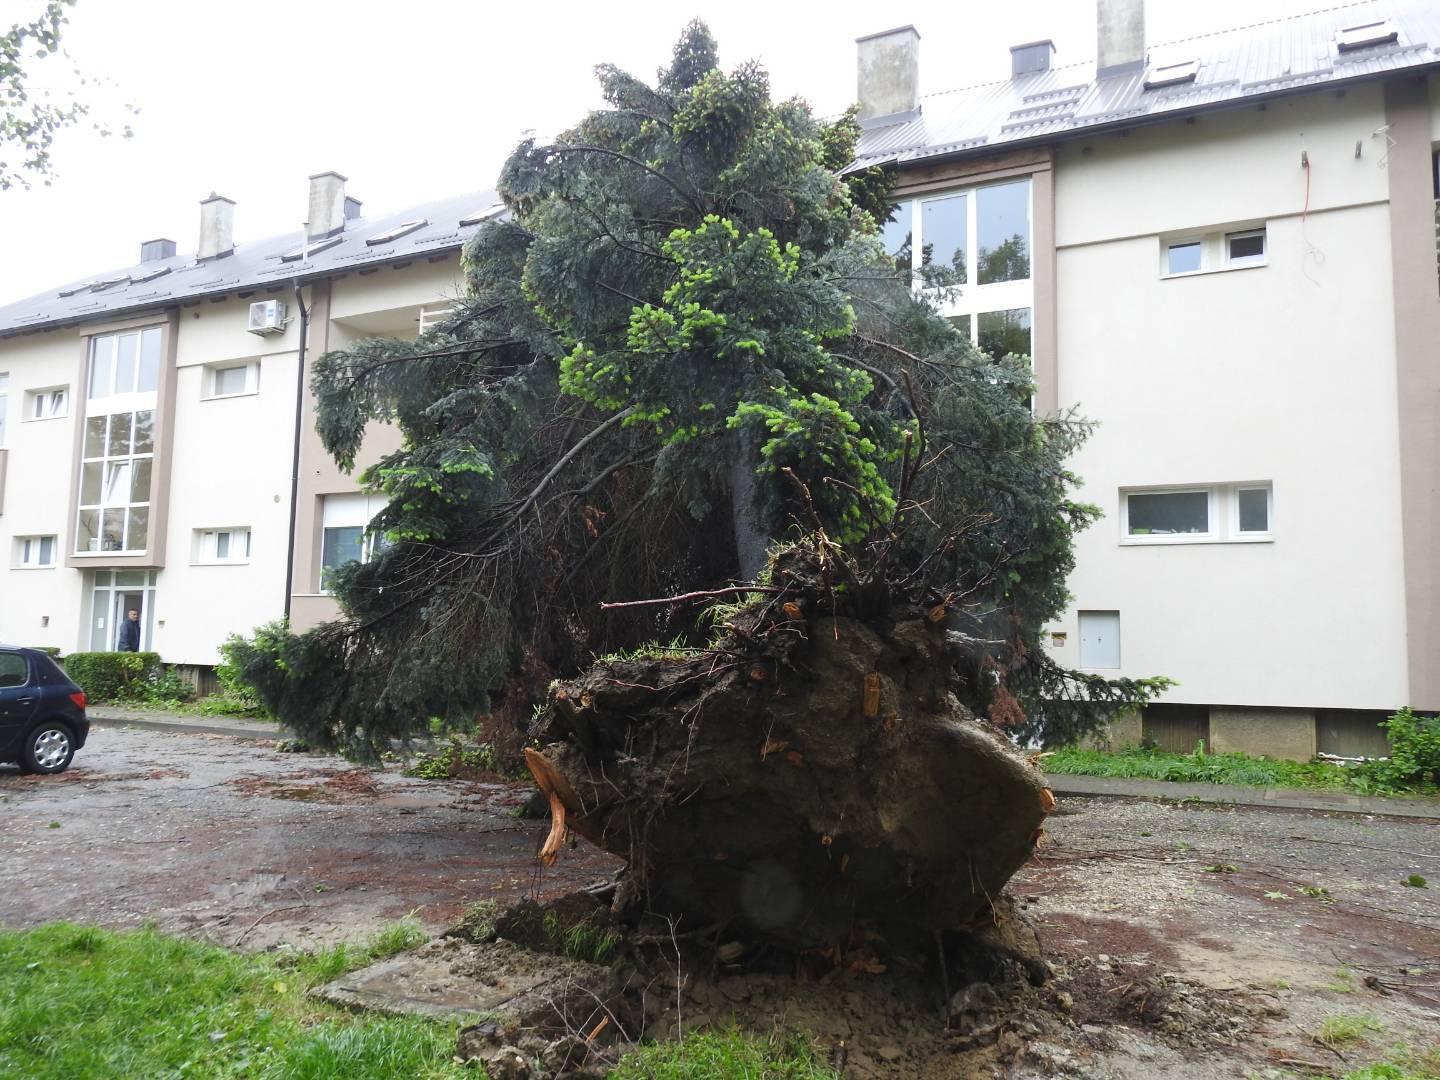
[1126,490,1210,537]
[205,361,258,399]
[1166,241,1202,275]
[1236,487,1270,535]
[25,386,68,421]
[196,527,252,564]
[1079,611,1121,669]
[16,535,57,568]
[1226,229,1265,268]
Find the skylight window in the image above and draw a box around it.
[366,219,428,246]
[1336,20,1398,51]
[1144,59,1199,89]
[459,204,506,227]
[279,235,344,262]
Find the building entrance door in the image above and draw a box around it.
[87,570,157,652]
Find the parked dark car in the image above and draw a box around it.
[0,646,89,774]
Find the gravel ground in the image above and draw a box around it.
[1010,795,1440,1079]
[0,726,618,951]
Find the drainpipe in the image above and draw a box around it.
[283,277,310,621]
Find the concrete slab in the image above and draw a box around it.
[314,937,611,1026]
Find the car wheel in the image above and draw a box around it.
[21,722,75,775]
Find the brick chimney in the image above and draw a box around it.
[856,26,921,124]
[197,194,235,261]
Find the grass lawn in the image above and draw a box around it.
[0,921,463,1080]
[0,923,840,1079]
[1039,745,1438,798]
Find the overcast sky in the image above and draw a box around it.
[0,0,1326,303]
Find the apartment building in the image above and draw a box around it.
[853,0,1440,757]
[0,173,499,670]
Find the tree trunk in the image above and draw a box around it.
[726,432,769,581]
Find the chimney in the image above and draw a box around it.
[140,238,176,263]
[1011,39,1056,78]
[197,194,235,261]
[344,196,363,221]
[307,171,352,239]
[856,26,921,124]
[1097,0,1145,78]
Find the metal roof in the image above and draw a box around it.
[852,0,1440,172]
[0,189,504,338]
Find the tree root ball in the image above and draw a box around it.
[527,571,1054,952]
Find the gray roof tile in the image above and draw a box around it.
[853,0,1439,171]
[0,188,500,337]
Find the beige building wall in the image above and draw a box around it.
[1048,86,1411,712]
[289,256,464,632]
[0,327,88,652]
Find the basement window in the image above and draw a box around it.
[1166,241,1202,275]
[1335,20,1398,51]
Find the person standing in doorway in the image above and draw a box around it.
[118,609,141,652]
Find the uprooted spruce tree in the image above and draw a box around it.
[233,23,1166,961]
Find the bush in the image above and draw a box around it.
[26,646,62,657]
[60,652,195,706]
[63,652,165,702]
[1365,707,1440,787]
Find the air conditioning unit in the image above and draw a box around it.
[247,299,287,335]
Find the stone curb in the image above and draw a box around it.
[1045,773,1440,820]
[88,709,281,742]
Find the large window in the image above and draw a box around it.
[75,327,161,555]
[884,177,1033,360]
[320,493,387,591]
[1121,483,1273,544]
[88,327,161,398]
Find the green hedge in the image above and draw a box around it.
[61,652,164,703]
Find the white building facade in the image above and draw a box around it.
[854,1,1440,758]
[0,175,497,672]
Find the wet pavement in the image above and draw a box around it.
[0,726,618,950]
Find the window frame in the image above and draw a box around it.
[885,177,1034,357]
[203,360,259,400]
[1160,225,1268,278]
[318,492,388,593]
[15,535,58,569]
[194,527,252,565]
[1121,487,1215,543]
[0,371,8,447]
[24,385,68,422]
[1232,485,1273,540]
[1120,483,1274,546]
